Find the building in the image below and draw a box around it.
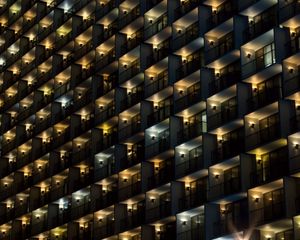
[0,0,300,239]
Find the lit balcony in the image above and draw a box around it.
[118,165,141,201]
[145,157,173,190]
[144,2,168,40]
[242,5,278,43]
[207,60,240,97]
[94,91,115,125]
[175,50,203,81]
[211,127,245,163]
[244,102,292,151]
[241,28,289,80]
[207,90,238,131]
[212,198,248,238]
[173,0,200,21]
[178,174,207,211]
[118,200,145,232]
[204,15,246,66]
[176,207,205,240]
[249,147,289,187]
[172,11,200,51]
[145,185,172,223]
[144,68,169,98]
[246,74,282,113]
[93,178,118,210]
[118,1,140,29]
[175,138,204,178]
[93,209,115,239]
[208,157,241,201]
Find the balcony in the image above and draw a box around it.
[205,33,234,64]
[250,148,289,187]
[279,0,300,23]
[179,190,206,212]
[212,129,244,163]
[177,225,205,240]
[118,115,142,141]
[208,0,237,29]
[172,22,199,50]
[119,206,145,232]
[174,82,201,113]
[175,52,203,80]
[121,30,143,54]
[144,13,168,40]
[208,70,240,96]
[243,6,277,43]
[178,121,205,143]
[207,103,238,130]
[118,5,140,29]
[118,180,141,201]
[242,43,276,79]
[94,49,116,72]
[209,176,240,200]
[145,70,168,98]
[94,101,115,125]
[95,0,116,19]
[247,85,281,113]
[246,119,280,150]
[174,0,200,20]
[250,190,285,225]
[120,89,144,112]
[147,160,173,190]
[283,74,300,97]
[147,104,173,127]
[119,60,140,84]
[213,213,248,238]
[145,129,170,159]
[145,200,171,223]
[93,220,114,239]
[175,147,203,178]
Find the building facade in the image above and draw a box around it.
[0,0,300,239]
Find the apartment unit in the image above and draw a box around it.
[0,0,300,239]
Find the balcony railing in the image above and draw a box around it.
[174,84,201,113]
[207,2,236,29]
[118,180,141,201]
[145,200,171,223]
[118,5,140,29]
[175,154,203,178]
[147,165,173,190]
[209,176,240,200]
[145,70,168,98]
[145,131,170,159]
[208,71,240,96]
[177,225,205,240]
[207,104,238,130]
[118,117,141,141]
[120,90,144,112]
[242,47,276,78]
[147,105,172,127]
[94,102,115,125]
[144,13,168,40]
[213,217,248,238]
[119,210,145,232]
[174,0,200,20]
[119,60,140,84]
[246,122,280,150]
[279,0,300,23]
[121,30,143,54]
[250,200,285,225]
[247,86,281,112]
[172,22,199,50]
[205,34,234,64]
[176,53,202,80]
[283,75,300,97]
[179,191,206,211]
[177,121,206,143]
[93,221,115,239]
[243,7,277,42]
